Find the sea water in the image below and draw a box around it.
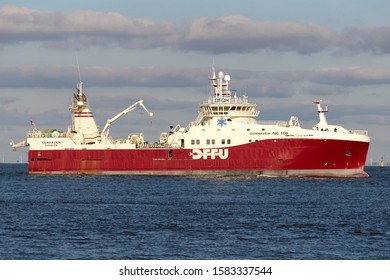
[0,164,389,259]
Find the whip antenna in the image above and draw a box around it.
[76,54,81,82]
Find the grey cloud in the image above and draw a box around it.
[299,84,349,97]
[0,96,17,105]
[179,15,337,54]
[309,67,390,86]
[2,6,390,54]
[2,65,390,93]
[0,65,206,88]
[0,6,176,49]
[339,27,390,54]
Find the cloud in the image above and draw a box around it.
[339,27,390,54]
[179,15,336,54]
[2,65,390,96]
[0,65,206,88]
[0,6,176,49]
[2,6,390,54]
[310,67,390,86]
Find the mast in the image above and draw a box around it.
[69,81,100,144]
[210,69,231,104]
[195,68,259,125]
[314,100,328,126]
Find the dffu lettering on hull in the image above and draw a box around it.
[191,148,229,160]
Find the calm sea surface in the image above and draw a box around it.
[0,164,389,260]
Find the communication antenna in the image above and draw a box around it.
[75,54,83,95]
[76,54,82,81]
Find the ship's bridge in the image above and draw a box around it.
[198,96,259,117]
[194,70,259,124]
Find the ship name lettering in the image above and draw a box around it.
[250,131,288,136]
[192,148,229,160]
[250,132,270,135]
[213,97,231,103]
[42,141,61,146]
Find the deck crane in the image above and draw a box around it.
[100,99,153,139]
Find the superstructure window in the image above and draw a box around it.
[206,139,216,145]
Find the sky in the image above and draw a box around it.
[0,0,389,165]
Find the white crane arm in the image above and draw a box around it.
[101,99,153,136]
[10,140,28,151]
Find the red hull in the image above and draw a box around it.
[28,139,370,177]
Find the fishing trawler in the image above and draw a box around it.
[11,68,370,177]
